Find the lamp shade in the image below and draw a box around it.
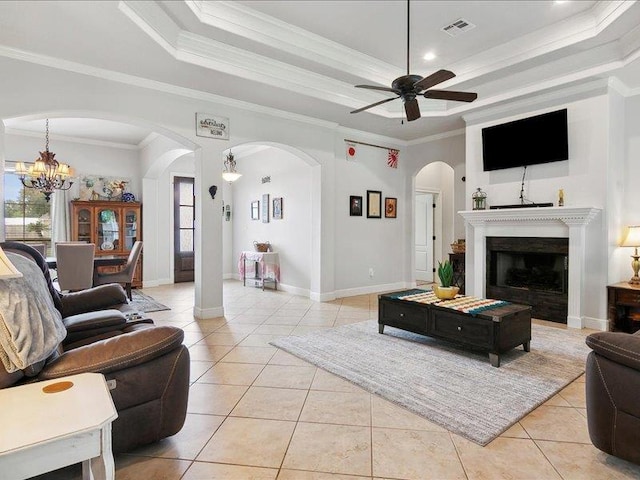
[622,226,640,247]
[0,246,23,279]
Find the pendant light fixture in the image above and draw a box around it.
[14,119,73,202]
[222,150,242,183]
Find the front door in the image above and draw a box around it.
[173,176,195,283]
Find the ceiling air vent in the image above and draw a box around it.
[442,18,476,37]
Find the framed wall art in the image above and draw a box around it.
[385,197,397,218]
[251,201,260,220]
[273,197,283,219]
[350,195,363,216]
[366,190,382,218]
[262,194,270,223]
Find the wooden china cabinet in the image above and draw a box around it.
[70,200,143,288]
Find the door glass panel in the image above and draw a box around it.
[77,208,92,243]
[179,206,193,228]
[179,230,193,252]
[98,209,119,251]
[180,183,194,206]
[124,209,138,251]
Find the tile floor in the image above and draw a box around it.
[36,280,640,480]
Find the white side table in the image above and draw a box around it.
[0,373,118,480]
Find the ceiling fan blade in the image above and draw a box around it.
[423,89,478,102]
[355,84,400,93]
[413,69,456,91]
[350,96,400,114]
[404,98,421,122]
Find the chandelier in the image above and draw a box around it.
[14,119,73,202]
[222,150,242,183]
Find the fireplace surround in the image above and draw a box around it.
[460,207,601,328]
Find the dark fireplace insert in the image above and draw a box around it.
[486,237,568,323]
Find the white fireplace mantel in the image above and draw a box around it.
[459,206,602,329]
[459,206,601,227]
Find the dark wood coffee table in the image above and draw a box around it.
[378,291,532,367]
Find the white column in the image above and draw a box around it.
[565,221,587,328]
[194,144,225,319]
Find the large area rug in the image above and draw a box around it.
[270,320,591,446]
[129,291,171,313]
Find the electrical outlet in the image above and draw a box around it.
[369,268,374,277]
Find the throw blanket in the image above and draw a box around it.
[0,253,66,373]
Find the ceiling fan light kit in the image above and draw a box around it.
[351,0,477,122]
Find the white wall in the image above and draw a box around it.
[332,141,406,295]
[231,147,312,293]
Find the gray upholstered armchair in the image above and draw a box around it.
[585,331,640,464]
[93,240,143,300]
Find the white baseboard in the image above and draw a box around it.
[334,282,412,299]
[310,291,337,302]
[277,283,310,297]
[583,316,608,331]
[143,277,173,288]
[194,306,224,319]
[223,272,234,280]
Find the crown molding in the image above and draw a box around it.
[462,77,611,125]
[4,128,140,150]
[0,45,341,132]
[336,126,408,149]
[406,129,465,146]
[447,1,635,86]
[185,0,398,87]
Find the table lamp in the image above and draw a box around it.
[621,225,640,285]
[0,246,23,278]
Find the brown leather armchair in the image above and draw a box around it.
[0,242,190,453]
[585,331,640,465]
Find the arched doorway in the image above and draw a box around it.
[413,161,455,284]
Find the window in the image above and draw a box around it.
[3,165,52,251]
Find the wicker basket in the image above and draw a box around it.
[254,241,270,252]
[450,241,465,254]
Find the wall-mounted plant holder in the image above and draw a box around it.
[225,204,231,221]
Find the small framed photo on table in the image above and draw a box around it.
[366,190,382,218]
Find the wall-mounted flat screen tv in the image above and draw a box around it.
[482,109,568,171]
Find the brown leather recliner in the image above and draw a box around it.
[585,331,640,465]
[0,242,190,453]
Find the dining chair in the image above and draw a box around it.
[55,243,96,292]
[29,243,46,258]
[93,241,143,300]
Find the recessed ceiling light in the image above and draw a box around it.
[423,52,437,61]
[554,1,568,4]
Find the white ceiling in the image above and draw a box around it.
[1,0,639,143]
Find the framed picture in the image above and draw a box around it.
[385,197,397,218]
[251,201,260,220]
[350,195,363,216]
[195,113,229,140]
[273,197,283,219]
[366,190,382,218]
[262,194,270,223]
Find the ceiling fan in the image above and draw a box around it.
[350,0,477,122]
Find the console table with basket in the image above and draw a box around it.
[239,247,280,291]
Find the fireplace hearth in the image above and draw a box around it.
[486,237,568,323]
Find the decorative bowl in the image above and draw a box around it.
[433,285,460,300]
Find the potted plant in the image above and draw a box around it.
[433,260,460,300]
